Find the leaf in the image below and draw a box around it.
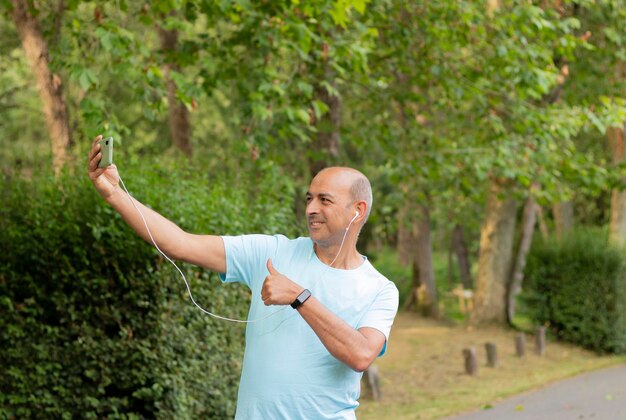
[603,27,621,45]
[78,69,98,91]
[319,81,339,98]
[352,0,367,14]
[148,66,164,81]
[297,82,313,98]
[95,28,114,51]
[312,100,329,119]
[586,110,606,134]
[295,109,310,125]
[79,72,90,91]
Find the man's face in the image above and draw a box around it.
[305,169,355,246]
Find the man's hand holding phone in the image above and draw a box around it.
[88,135,120,199]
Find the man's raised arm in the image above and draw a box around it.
[87,135,226,273]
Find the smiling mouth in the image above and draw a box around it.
[309,221,324,228]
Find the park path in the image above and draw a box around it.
[447,364,626,420]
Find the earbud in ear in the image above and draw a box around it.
[355,211,360,217]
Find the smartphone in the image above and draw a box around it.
[97,137,114,168]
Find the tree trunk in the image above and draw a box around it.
[158,25,192,159]
[405,204,438,318]
[310,63,340,177]
[447,234,454,290]
[397,200,413,266]
[506,189,537,324]
[452,224,473,289]
[535,204,549,239]
[472,179,517,324]
[403,260,419,311]
[609,124,626,247]
[553,201,573,241]
[11,0,70,176]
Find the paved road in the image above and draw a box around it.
[448,364,626,420]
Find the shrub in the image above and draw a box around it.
[0,159,300,418]
[522,227,626,354]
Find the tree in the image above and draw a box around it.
[452,224,473,289]
[158,18,192,158]
[609,124,626,246]
[474,179,517,323]
[9,0,71,175]
[463,3,593,323]
[507,184,538,324]
[559,1,626,245]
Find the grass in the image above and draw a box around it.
[357,311,626,419]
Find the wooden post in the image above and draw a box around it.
[515,334,526,358]
[463,347,478,376]
[535,326,546,356]
[485,342,498,368]
[364,365,381,400]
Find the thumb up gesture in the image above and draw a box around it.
[261,259,304,306]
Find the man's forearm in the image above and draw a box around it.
[106,187,188,259]
[261,264,384,371]
[295,297,381,372]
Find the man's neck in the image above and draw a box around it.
[314,241,363,270]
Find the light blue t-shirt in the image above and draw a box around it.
[219,234,399,420]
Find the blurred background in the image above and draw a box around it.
[1,0,625,418]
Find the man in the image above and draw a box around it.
[87,135,399,419]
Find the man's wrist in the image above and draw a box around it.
[292,287,305,302]
[104,185,125,202]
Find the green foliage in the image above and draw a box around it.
[522,228,626,354]
[200,0,377,170]
[0,160,299,418]
[0,45,49,171]
[1,0,626,353]
[367,247,411,305]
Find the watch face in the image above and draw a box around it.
[299,289,311,303]
[292,289,311,309]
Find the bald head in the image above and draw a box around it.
[313,167,373,220]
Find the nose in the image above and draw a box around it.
[306,200,320,216]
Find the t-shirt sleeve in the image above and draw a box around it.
[357,282,399,357]
[218,234,281,290]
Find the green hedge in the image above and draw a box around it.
[522,227,626,354]
[0,160,300,418]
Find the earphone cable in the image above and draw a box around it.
[116,173,355,323]
[118,175,286,323]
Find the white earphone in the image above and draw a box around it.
[346,211,359,230]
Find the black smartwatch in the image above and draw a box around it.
[291,289,312,309]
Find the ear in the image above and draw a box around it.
[355,201,367,220]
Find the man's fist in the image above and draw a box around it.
[261,258,304,306]
[87,135,121,200]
